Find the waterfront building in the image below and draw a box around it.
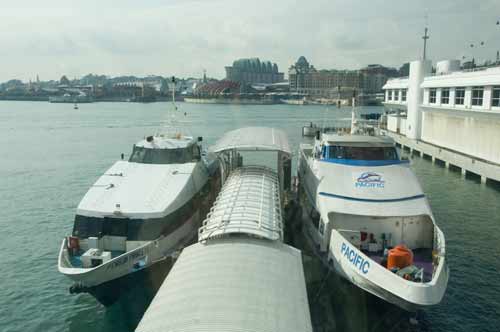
[225,58,284,85]
[112,81,157,99]
[193,80,241,97]
[288,56,363,98]
[383,59,500,182]
[360,64,399,94]
[288,57,397,99]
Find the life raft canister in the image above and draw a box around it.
[387,244,413,270]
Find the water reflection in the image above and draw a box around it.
[66,261,173,332]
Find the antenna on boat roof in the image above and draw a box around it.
[162,76,181,137]
[321,106,328,135]
[350,89,357,134]
[170,76,178,111]
[165,76,192,138]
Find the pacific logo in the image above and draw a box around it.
[355,172,385,188]
[341,242,370,274]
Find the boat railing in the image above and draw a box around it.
[204,206,282,219]
[199,219,283,240]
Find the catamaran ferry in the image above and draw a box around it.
[58,134,219,305]
[297,130,448,311]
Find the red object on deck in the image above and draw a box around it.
[67,236,80,250]
[387,244,413,270]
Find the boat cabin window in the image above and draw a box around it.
[325,145,398,160]
[129,144,200,164]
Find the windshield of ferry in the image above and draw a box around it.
[129,145,200,164]
[327,146,398,160]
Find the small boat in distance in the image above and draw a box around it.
[296,103,448,310]
[73,103,78,110]
[49,93,93,103]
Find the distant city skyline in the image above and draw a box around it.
[1,0,499,82]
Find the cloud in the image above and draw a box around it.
[0,0,499,81]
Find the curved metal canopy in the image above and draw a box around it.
[198,166,283,242]
[210,127,291,155]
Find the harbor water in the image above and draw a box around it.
[0,101,499,332]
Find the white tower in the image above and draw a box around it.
[406,60,431,140]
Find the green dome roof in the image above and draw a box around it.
[232,58,279,73]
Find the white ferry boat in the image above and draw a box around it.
[297,128,448,310]
[58,134,219,305]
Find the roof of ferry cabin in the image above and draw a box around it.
[322,134,395,146]
[76,161,204,219]
[135,238,312,332]
[134,135,195,149]
[210,127,291,154]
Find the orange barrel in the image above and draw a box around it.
[387,244,413,270]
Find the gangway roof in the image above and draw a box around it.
[135,238,312,332]
[198,166,283,241]
[210,127,291,154]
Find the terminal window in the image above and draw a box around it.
[441,88,450,104]
[387,91,392,101]
[492,86,500,107]
[455,88,465,105]
[429,88,437,103]
[394,90,399,101]
[472,87,484,106]
[402,89,407,102]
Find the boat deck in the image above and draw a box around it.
[69,250,125,268]
[362,248,434,282]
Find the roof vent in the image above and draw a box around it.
[436,60,460,75]
[146,136,154,142]
[113,203,122,216]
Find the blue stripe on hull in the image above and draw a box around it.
[318,192,425,203]
[320,159,409,166]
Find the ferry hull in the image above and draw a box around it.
[298,206,448,311]
[58,202,209,305]
[297,145,448,311]
[328,230,448,311]
[85,253,176,306]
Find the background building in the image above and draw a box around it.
[289,57,398,98]
[225,58,284,85]
[360,64,399,94]
[288,56,362,99]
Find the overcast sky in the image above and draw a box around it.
[1,0,500,82]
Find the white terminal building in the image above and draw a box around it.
[383,59,500,183]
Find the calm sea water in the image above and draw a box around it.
[0,101,499,332]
